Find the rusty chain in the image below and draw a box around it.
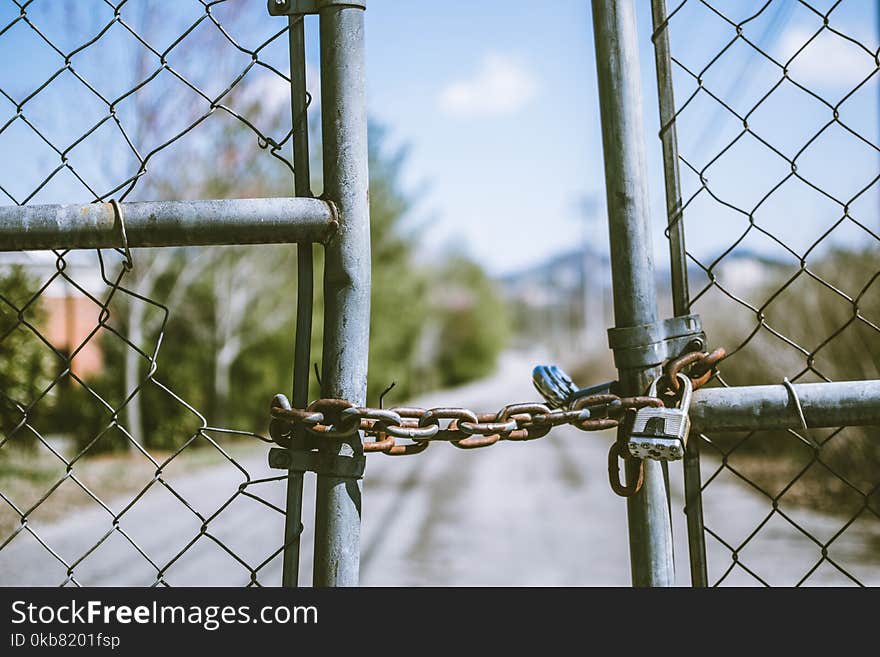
[664,347,727,394]
[269,349,726,497]
[270,394,657,452]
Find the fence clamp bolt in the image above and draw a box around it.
[268,0,366,16]
[269,447,366,479]
[607,313,706,370]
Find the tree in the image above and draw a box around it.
[25,2,297,448]
[13,5,511,454]
[428,256,510,388]
[364,124,431,403]
[0,266,53,445]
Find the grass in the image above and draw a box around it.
[0,439,265,541]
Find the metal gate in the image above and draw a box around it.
[0,0,877,587]
[648,0,880,586]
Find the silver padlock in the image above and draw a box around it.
[532,365,615,410]
[628,372,692,461]
[532,365,578,409]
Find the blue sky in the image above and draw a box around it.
[1,0,878,277]
[362,0,600,275]
[360,0,880,275]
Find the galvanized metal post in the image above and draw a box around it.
[313,2,371,587]
[591,0,676,586]
[650,0,708,587]
[281,14,313,588]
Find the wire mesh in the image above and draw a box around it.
[654,0,880,585]
[0,0,309,586]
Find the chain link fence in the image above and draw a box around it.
[653,0,880,585]
[0,0,308,586]
[2,0,879,588]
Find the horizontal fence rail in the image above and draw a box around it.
[0,198,337,251]
[692,381,880,431]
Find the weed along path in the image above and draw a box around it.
[1,351,878,586]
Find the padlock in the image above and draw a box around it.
[532,364,615,410]
[627,372,692,461]
[532,364,579,409]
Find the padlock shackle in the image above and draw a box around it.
[648,372,692,409]
[532,364,578,409]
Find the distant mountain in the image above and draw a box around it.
[499,247,611,299]
[495,242,789,354]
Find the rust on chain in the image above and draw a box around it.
[496,404,555,441]
[688,367,715,391]
[363,432,395,452]
[451,413,503,449]
[495,405,559,441]
[271,395,622,454]
[577,418,619,431]
[384,407,439,440]
[419,407,479,441]
[666,351,705,388]
[535,409,590,427]
[506,424,553,441]
[665,347,727,392]
[690,347,727,388]
[267,344,726,461]
[384,439,430,456]
[453,431,501,449]
[268,346,726,496]
[497,403,551,420]
[308,398,355,414]
[271,407,324,425]
[459,418,518,436]
[376,407,434,455]
[303,398,357,438]
[571,394,620,411]
[608,442,644,497]
[620,395,663,413]
[269,418,292,449]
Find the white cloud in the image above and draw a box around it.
[780,26,875,89]
[438,52,537,117]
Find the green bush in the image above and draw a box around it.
[430,257,510,388]
[0,266,55,447]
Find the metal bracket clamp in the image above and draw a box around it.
[268,0,366,15]
[607,313,706,370]
[268,447,366,478]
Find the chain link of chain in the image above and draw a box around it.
[270,393,655,453]
[269,350,726,467]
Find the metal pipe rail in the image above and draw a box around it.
[0,197,337,251]
[691,380,880,432]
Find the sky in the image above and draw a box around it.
[359,0,880,275]
[0,0,878,278]
[361,0,600,275]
